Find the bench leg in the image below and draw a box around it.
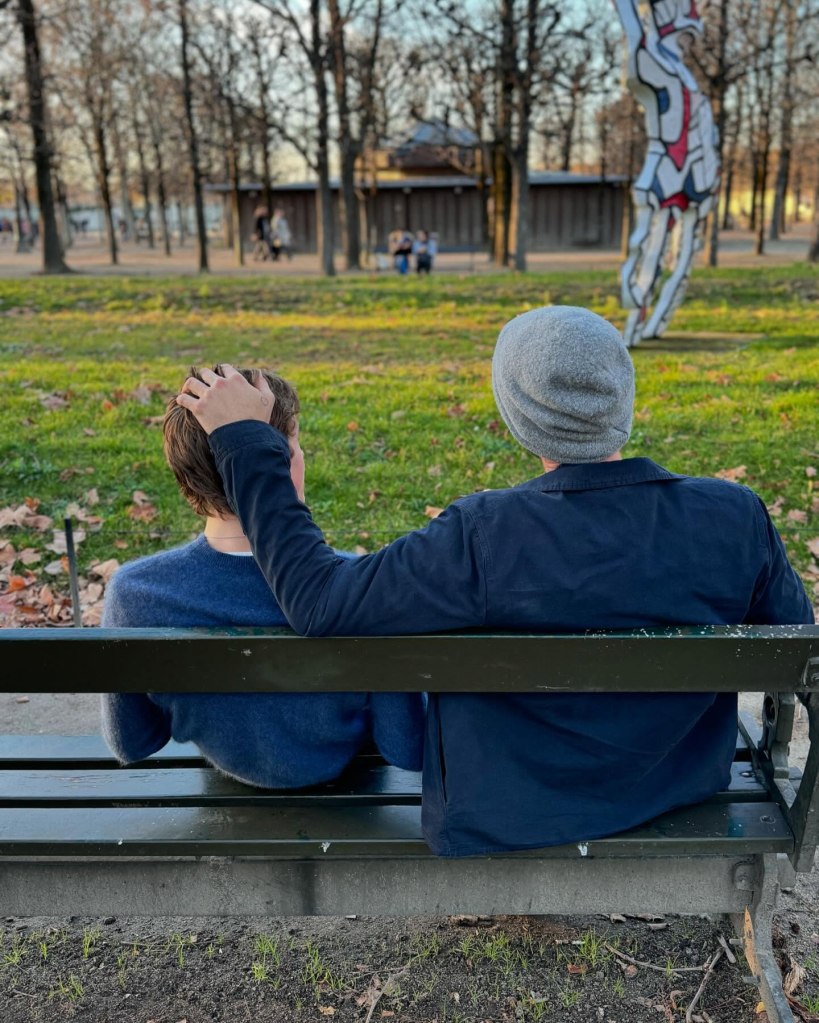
[731,853,795,1023]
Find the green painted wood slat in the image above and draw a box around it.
[0,801,793,859]
[1,626,817,694]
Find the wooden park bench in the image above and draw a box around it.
[1,624,818,1023]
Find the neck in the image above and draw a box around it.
[204,514,252,553]
[540,451,623,473]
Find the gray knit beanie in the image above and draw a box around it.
[492,306,634,464]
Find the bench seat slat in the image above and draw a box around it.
[0,764,422,805]
[0,731,754,768]
[0,801,792,858]
[0,761,770,807]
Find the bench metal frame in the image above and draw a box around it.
[1,624,818,1023]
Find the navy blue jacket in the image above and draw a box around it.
[210,422,814,855]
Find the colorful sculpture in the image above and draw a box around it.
[614,0,719,345]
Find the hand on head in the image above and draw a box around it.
[176,364,274,435]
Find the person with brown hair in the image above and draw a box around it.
[100,366,424,787]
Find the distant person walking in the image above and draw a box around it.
[252,205,272,262]
[272,208,293,261]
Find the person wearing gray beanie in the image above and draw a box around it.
[492,306,635,464]
[180,316,812,860]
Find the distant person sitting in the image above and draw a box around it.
[101,366,424,786]
[392,230,413,275]
[413,230,436,275]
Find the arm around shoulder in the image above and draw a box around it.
[746,496,814,625]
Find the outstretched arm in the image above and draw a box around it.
[612,0,644,52]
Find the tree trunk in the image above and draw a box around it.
[132,112,155,249]
[150,131,172,256]
[94,119,118,265]
[755,145,769,256]
[177,199,187,246]
[328,0,360,270]
[511,151,529,271]
[492,142,511,265]
[312,0,335,277]
[16,0,70,273]
[178,0,209,272]
[770,1,795,241]
[113,117,136,242]
[492,0,515,266]
[228,129,243,266]
[808,182,819,262]
[13,182,28,253]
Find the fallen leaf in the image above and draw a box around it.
[83,427,97,436]
[143,415,164,427]
[714,465,747,481]
[46,528,86,554]
[808,538,819,558]
[424,506,444,519]
[7,575,31,592]
[17,549,41,565]
[567,963,587,974]
[353,545,368,556]
[318,1008,335,1016]
[89,559,120,584]
[625,964,638,978]
[346,421,360,432]
[44,559,66,576]
[128,491,157,522]
[787,509,808,524]
[806,467,817,478]
[101,399,115,411]
[129,385,152,405]
[39,392,70,411]
[84,488,100,506]
[768,496,785,517]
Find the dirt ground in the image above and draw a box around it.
[1,693,818,1022]
[0,224,813,278]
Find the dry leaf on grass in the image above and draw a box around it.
[788,509,808,524]
[807,538,819,559]
[128,490,157,522]
[89,559,120,584]
[424,505,444,519]
[714,465,747,481]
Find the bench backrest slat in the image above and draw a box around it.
[1,625,817,694]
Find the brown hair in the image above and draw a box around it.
[164,365,300,518]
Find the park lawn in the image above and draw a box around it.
[0,265,817,621]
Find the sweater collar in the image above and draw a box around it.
[522,457,684,493]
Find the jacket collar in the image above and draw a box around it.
[522,457,684,493]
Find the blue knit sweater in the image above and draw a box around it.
[101,535,424,786]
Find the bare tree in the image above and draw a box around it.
[178,0,209,271]
[253,0,335,276]
[4,0,70,272]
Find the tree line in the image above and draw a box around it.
[1,0,818,276]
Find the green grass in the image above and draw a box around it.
[0,268,817,596]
